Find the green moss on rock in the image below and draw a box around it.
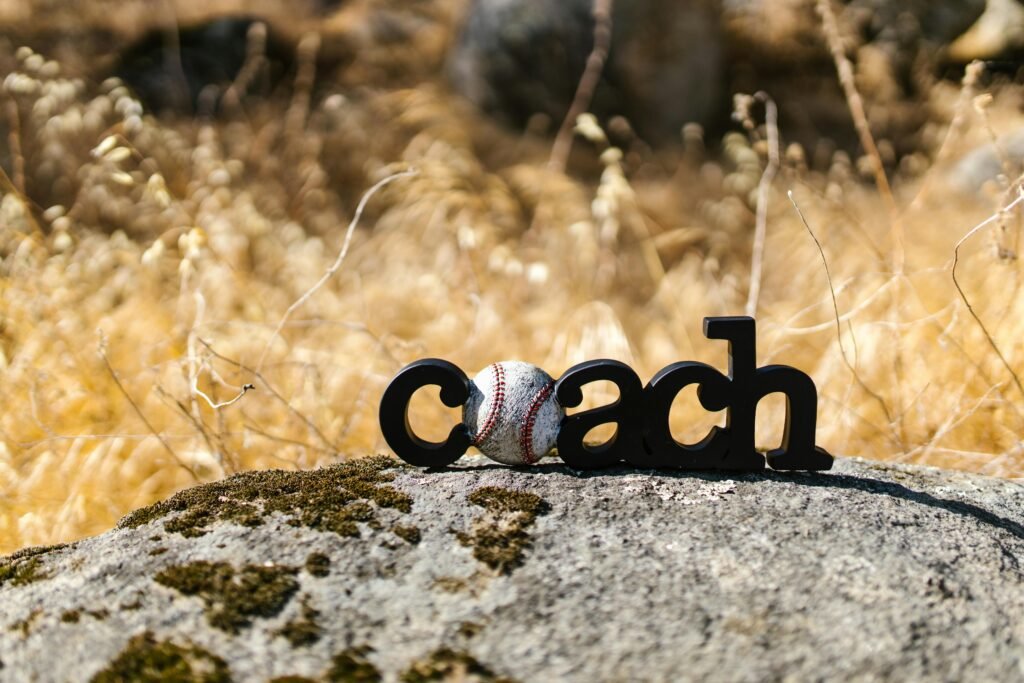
[0,556,48,588]
[340,479,413,513]
[400,648,516,683]
[154,561,299,634]
[304,553,330,577]
[277,596,322,647]
[392,524,421,544]
[327,646,381,682]
[0,543,65,588]
[433,577,468,594]
[118,456,410,539]
[457,621,483,639]
[454,486,549,574]
[9,609,41,637]
[90,632,230,683]
[466,488,547,517]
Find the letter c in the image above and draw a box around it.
[379,359,471,467]
[642,361,733,469]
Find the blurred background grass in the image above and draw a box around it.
[2,0,1024,553]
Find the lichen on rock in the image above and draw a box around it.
[400,647,517,683]
[0,544,63,588]
[8,609,41,638]
[391,524,421,544]
[118,456,411,539]
[90,632,230,683]
[304,553,331,578]
[326,646,381,682]
[454,486,549,573]
[154,561,299,634]
[276,596,322,647]
[0,556,48,589]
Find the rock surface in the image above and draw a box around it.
[448,0,724,142]
[448,0,996,154]
[949,128,1024,194]
[1,455,1023,681]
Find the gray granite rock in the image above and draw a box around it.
[947,0,1024,61]
[1,455,1023,682]
[448,0,994,157]
[448,0,724,143]
[949,129,1024,194]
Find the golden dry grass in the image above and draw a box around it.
[2,0,1024,553]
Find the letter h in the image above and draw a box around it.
[705,317,833,471]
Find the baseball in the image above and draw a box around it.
[463,361,564,466]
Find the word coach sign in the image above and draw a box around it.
[379,316,833,472]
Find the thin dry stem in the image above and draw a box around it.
[908,60,984,210]
[201,338,334,451]
[154,383,229,471]
[815,0,902,271]
[788,191,897,435]
[97,331,199,481]
[257,168,418,372]
[156,0,189,112]
[815,0,908,447]
[285,33,320,136]
[951,189,1024,400]
[194,381,255,410]
[973,94,1015,185]
[549,0,614,173]
[744,92,780,317]
[222,21,268,111]
[5,96,25,194]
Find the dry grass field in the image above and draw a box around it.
[2,0,1024,554]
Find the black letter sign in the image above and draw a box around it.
[378,317,832,471]
[378,358,471,467]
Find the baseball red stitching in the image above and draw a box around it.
[473,362,505,446]
[519,381,554,464]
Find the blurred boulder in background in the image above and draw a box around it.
[114,16,295,115]
[723,0,989,156]
[106,2,458,117]
[449,0,1005,154]
[448,0,724,144]
[947,0,1024,61]
[840,0,985,48]
[842,0,988,80]
[75,0,1024,155]
[949,128,1024,194]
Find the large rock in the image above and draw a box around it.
[948,128,1024,194]
[448,0,724,143]
[1,455,1023,681]
[947,0,1024,61]
[448,0,995,154]
[113,17,299,115]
